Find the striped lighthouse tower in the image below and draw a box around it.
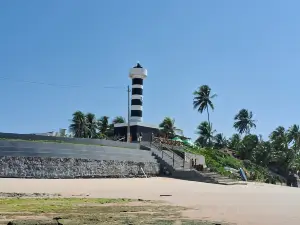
[129,62,147,123]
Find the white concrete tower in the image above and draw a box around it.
[129,62,147,122]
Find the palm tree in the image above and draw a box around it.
[269,126,292,171]
[112,116,126,124]
[159,117,176,138]
[287,124,300,149]
[69,111,88,138]
[196,121,216,147]
[214,133,227,149]
[238,134,259,160]
[97,116,110,137]
[193,85,217,124]
[85,113,97,138]
[228,133,242,151]
[233,109,256,135]
[270,126,288,150]
[252,140,272,166]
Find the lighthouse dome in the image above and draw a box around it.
[129,62,147,79]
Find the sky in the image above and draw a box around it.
[0,0,300,140]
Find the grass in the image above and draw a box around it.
[186,147,242,179]
[0,197,227,225]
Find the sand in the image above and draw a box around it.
[0,177,299,225]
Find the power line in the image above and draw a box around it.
[0,76,126,89]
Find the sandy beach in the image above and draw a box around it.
[0,177,299,225]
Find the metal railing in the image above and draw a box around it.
[150,137,192,170]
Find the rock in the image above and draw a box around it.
[0,157,159,179]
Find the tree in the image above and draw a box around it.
[112,116,126,124]
[252,140,272,167]
[238,134,259,160]
[193,85,217,125]
[270,126,288,151]
[233,109,256,135]
[195,121,216,147]
[287,124,300,150]
[228,133,242,151]
[85,113,98,138]
[97,116,110,137]
[213,133,227,149]
[269,126,292,172]
[159,117,176,138]
[69,111,88,138]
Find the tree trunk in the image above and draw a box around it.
[206,107,210,125]
[206,107,211,145]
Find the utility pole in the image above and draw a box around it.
[127,85,131,142]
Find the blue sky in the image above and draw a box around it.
[0,0,299,140]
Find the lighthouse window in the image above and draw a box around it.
[131,99,143,105]
[131,110,143,117]
[132,78,143,85]
[132,88,143,95]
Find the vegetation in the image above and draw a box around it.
[233,109,256,135]
[159,117,177,138]
[195,121,216,148]
[0,197,219,225]
[191,84,300,182]
[187,147,285,184]
[69,111,125,139]
[193,85,217,125]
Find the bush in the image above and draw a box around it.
[185,146,285,183]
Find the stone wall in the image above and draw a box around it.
[0,132,139,149]
[0,156,160,179]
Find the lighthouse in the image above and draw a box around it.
[114,62,159,142]
[129,62,147,122]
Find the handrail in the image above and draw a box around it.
[152,139,175,159]
[151,138,188,168]
[152,137,193,169]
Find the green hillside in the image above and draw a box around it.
[186,147,286,184]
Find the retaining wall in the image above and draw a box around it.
[0,156,160,179]
[184,152,206,166]
[0,132,139,149]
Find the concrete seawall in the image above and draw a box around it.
[0,156,160,179]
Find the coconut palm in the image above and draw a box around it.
[97,116,110,137]
[238,134,259,160]
[270,126,288,150]
[214,133,227,149]
[196,121,216,147]
[69,111,88,138]
[85,113,98,138]
[287,124,300,149]
[112,116,126,124]
[252,140,273,166]
[269,126,293,171]
[228,133,242,151]
[159,117,176,138]
[233,109,256,135]
[193,85,217,124]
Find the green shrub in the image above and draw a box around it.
[185,146,285,183]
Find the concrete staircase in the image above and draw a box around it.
[141,140,246,185]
